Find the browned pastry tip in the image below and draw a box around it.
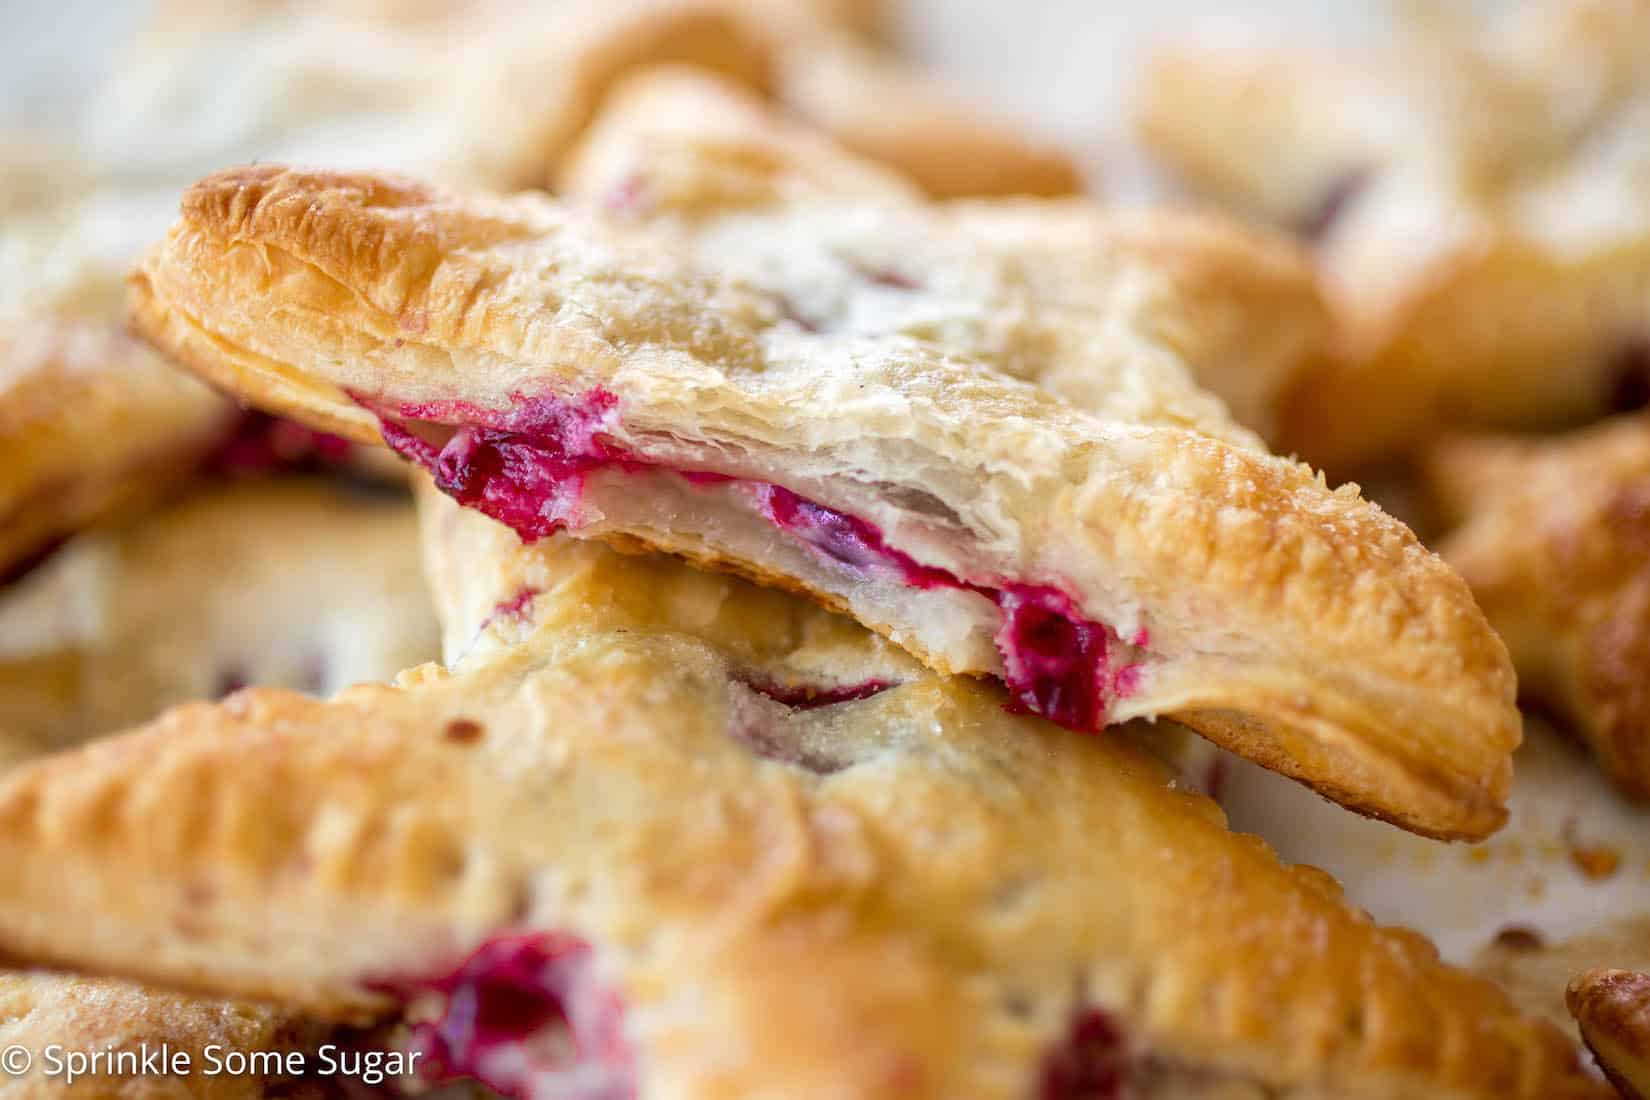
[1570,969,1650,1100]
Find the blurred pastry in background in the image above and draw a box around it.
[0,479,439,765]
[1426,415,1650,800]
[91,0,1074,199]
[1569,968,1650,1100]
[0,316,228,583]
[562,67,1329,443]
[1137,0,1650,470]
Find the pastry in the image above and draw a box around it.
[0,619,1603,1097]
[1426,414,1650,799]
[558,66,1329,443]
[0,479,440,762]
[1569,969,1650,1100]
[1137,0,1650,468]
[130,163,1519,838]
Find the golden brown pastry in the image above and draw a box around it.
[130,163,1518,838]
[1137,0,1650,468]
[1569,969,1650,1100]
[558,66,1329,442]
[0,479,440,762]
[0,599,1603,1098]
[1426,415,1650,799]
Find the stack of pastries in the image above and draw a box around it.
[0,0,1647,1096]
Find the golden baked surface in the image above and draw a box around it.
[131,163,1517,838]
[557,67,1328,444]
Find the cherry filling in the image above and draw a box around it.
[1605,337,1650,414]
[744,677,894,710]
[754,486,1137,732]
[1040,1009,1130,1100]
[406,933,633,1100]
[371,392,1142,734]
[205,410,355,476]
[1295,167,1371,244]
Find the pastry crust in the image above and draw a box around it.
[130,163,1518,838]
[558,66,1331,442]
[0,479,440,762]
[1568,969,1650,1100]
[1137,0,1650,468]
[1426,415,1650,799]
[0,628,1603,1097]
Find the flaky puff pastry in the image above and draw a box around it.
[1427,415,1650,799]
[1569,970,1650,1100]
[557,67,1329,444]
[0,479,440,764]
[0,625,1603,1097]
[131,163,1517,838]
[1136,0,1650,469]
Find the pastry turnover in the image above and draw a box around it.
[1426,415,1650,800]
[557,67,1328,443]
[0,607,1603,1098]
[1137,0,1650,468]
[132,163,1518,838]
[0,479,440,763]
[1569,969,1650,1100]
